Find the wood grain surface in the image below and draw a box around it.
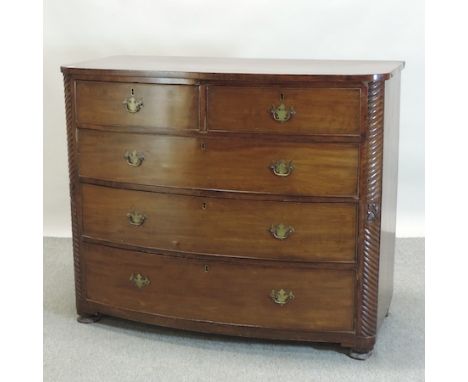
[83,242,355,332]
[62,55,404,82]
[208,86,361,135]
[76,81,198,130]
[78,130,360,197]
[81,184,357,262]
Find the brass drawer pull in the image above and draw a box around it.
[123,91,144,113]
[124,150,145,167]
[127,211,146,226]
[270,289,294,306]
[270,224,295,240]
[270,93,295,123]
[129,273,150,289]
[270,160,294,177]
[123,95,144,113]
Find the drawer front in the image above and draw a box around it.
[82,184,356,262]
[207,86,361,135]
[78,130,359,197]
[83,242,355,332]
[76,81,199,130]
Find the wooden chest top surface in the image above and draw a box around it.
[62,55,404,81]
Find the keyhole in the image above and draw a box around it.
[200,142,206,151]
[131,88,135,95]
[204,265,209,272]
[202,202,207,210]
[280,92,285,101]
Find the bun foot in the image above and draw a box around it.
[77,313,102,324]
[348,349,373,360]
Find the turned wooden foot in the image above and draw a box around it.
[348,349,373,360]
[77,313,102,324]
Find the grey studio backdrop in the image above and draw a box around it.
[43,0,424,238]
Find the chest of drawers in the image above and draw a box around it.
[61,56,403,359]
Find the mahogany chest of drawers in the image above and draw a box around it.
[61,56,404,359]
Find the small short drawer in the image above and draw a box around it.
[82,242,355,332]
[81,184,357,262]
[207,86,361,135]
[78,130,359,197]
[75,81,199,130]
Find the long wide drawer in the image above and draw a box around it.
[82,242,355,332]
[76,81,199,130]
[207,86,361,135]
[78,130,359,197]
[81,184,356,262]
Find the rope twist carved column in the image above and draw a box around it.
[63,74,82,302]
[358,80,385,338]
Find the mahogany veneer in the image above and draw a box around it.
[61,56,404,360]
[81,184,357,263]
[207,86,361,135]
[83,242,355,332]
[78,130,360,197]
[76,81,199,130]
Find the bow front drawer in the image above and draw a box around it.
[81,184,356,263]
[82,242,355,332]
[207,86,361,136]
[75,81,199,130]
[78,130,359,197]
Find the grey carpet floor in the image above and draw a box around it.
[44,237,424,382]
